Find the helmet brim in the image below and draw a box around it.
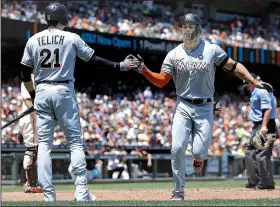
[179,20,199,27]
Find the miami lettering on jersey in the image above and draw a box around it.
[174,57,210,73]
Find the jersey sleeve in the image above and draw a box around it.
[20,39,33,68]
[214,45,228,67]
[259,90,272,110]
[74,34,95,62]
[161,50,175,76]
[21,82,31,100]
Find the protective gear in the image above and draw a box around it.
[179,13,202,40]
[230,61,238,73]
[23,150,38,188]
[24,183,43,193]
[45,3,70,26]
[243,73,274,93]
[120,54,142,71]
[213,102,221,115]
[251,127,275,150]
[245,140,275,189]
[131,54,145,74]
[193,160,203,175]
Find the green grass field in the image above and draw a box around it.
[3,199,280,206]
[2,180,280,206]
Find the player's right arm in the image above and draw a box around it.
[74,34,140,71]
[21,82,36,126]
[20,39,35,102]
[134,52,174,88]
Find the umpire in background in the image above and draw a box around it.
[245,73,276,189]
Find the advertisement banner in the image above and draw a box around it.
[2,18,280,64]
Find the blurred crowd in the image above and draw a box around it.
[2,79,280,160]
[1,1,280,50]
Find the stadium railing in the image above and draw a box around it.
[1,150,280,185]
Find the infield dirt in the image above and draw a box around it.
[3,188,280,201]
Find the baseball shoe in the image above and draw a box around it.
[193,160,203,174]
[74,191,96,201]
[256,184,275,190]
[24,184,43,193]
[245,182,257,189]
[170,194,184,201]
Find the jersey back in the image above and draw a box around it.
[21,28,94,84]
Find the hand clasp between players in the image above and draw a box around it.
[120,54,144,72]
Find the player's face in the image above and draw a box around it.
[247,83,255,91]
[181,22,197,41]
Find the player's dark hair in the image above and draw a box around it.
[47,20,59,27]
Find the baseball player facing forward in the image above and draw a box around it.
[20,3,141,202]
[19,74,42,193]
[132,13,273,200]
[244,73,276,189]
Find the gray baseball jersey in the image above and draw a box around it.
[161,40,227,99]
[20,28,95,201]
[166,39,228,198]
[21,28,94,83]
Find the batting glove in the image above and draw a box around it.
[29,90,36,105]
[133,54,145,74]
[253,80,274,92]
[120,54,142,71]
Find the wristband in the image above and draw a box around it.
[29,90,36,99]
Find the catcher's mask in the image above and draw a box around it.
[179,13,202,40]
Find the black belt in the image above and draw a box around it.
[181,97,212,104]
[37,80,70,85]
[253,119,276,134]
[253,119,275,126]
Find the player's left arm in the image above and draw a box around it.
[222,57,254,82]
[74,34,140,71]
[214,45,273,92]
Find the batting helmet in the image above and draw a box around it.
[45,3,70,26]
[179,13,203,40]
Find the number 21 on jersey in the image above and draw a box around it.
[39,48,61,69]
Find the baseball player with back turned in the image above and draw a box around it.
[19,74,43,193]
[20,3,141,202]
[131,13,274,200]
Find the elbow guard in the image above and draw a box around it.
[21,65,33,82]
[230,61,238,73]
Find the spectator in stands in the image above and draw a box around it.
[86,160,99,181]
[1,73,280,181]
[105,145,127,179]
[1,1,279,50]
[130,146,152,178]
